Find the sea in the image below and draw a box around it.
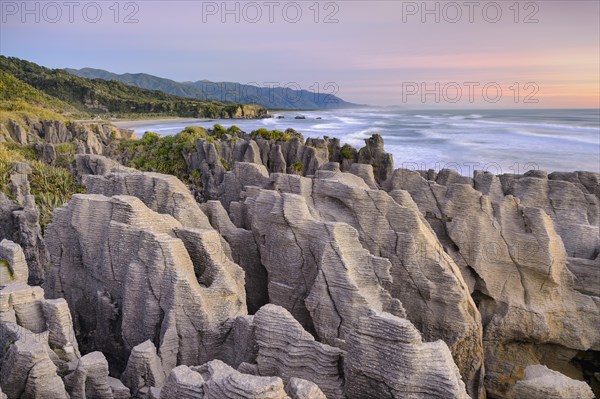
[120,108,600,175]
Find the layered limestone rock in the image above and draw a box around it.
[263,169,484,397]
[160,360,289,399]
[0,239,29,283]
[0,164,48,285]
[64,351,130,399]
[387,169,600,397]
[0,193,19,243]
[121,340,166,397]
[348,163,378,188]
[253,304,345,398]
[285,378,326,399]
[8,162,31,205]
[0,118,135,157]
[75,153,132,179]
[0,340,68,399]
[356,134,394,184]
[498,171,599,259]
[0,241,80,398]
[12,195,49,285]
[186,135,329,201]
[201,201,269,314]
[345,312,470,399]
[218,162,271,211]
[186,133,398,201]
[41,298,80,362]
[246,188,405,342]
[513,365,595,399]
[44,194,247,373]
[78,155,214,230]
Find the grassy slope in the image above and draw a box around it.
[0,56,261,119]
[0,70,88,126]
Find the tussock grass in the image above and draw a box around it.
[0,143,85,229]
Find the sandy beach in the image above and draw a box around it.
[112,118,212,129]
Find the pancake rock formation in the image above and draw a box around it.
[2,124,597,399]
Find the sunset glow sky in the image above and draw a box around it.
[1,0,598,108]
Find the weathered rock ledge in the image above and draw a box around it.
[0,130,598,399]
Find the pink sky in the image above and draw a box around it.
[1,0,598,107]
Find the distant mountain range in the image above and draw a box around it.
[0,56,267,120]
[66,68,360,110]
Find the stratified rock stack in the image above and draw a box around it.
[345,312,470,399]
[121,340,166,397]
[357,133,394,184]
[44,194,247,373]
[1,340,68,399]
[387,168,600,398]
[186,134,330,201]
[64,351,130,398]
[0,161,48,285]
[201,200,269,314]
[0,118,134,156]
[253,304,345,398]
[512,365,595,399]
[499,170,599,259]
[246,188,405,341]
[285,378,327,399]
[0,241,80,398]
[266,168,484,397]
[78,155,215,230]
[3,130,596,398]
[160,360,290,399]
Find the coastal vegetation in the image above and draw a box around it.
[0,142,85,229]
[0,56,268,120]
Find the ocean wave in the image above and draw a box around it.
[343,128,381,146]
[312,123,344,130]
[470,119,599,132]
[334,116,364,125]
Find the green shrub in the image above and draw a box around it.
[211,124,227,140]
[340,144,355,160]
[251,128,293,142]
[0,142,85,229]
[54,142,77,169]
[227,125,241,135]
[29,162,86,228]
[140,131,160,145]
[220,157,230,171]
[291,161,304,174]
[0,260,15,283]
[189,169,202,186]
[3,142,37,160]
[118,129,209,185]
